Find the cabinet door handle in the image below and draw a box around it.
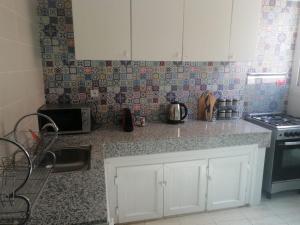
[283,141,300,146]
[158,181,167,186]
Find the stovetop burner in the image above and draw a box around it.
[247,113,300,129]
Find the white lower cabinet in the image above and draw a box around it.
[105,145,262,224]
[207,155,250,210]
[164,160,207,216]
[116,160,207,223]
[116,164,163,223]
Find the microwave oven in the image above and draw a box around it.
[38,104,91,134]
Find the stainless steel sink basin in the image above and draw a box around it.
[42,145,91,173]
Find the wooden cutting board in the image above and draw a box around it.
[198,91,216,121]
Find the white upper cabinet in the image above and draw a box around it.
[131,0,184,61]
[72,0,261,61]
[183,0,261,61]
[72,0,131,60]
[183,0,233,61]
[229,0,261,61]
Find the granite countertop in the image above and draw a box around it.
[29,119,272,225]
[94,119,271,143]
[97,119,272,158]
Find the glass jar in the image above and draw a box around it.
[226,99,232,107]
[225,109,232,119]
[232,99,239,106]
[219,110,226,119]
[218,98,226,107]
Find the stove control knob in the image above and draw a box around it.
[296,132,300,136]
[284,132,290,137]
[291,132,296,137]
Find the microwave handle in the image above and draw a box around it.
[282,141,300,146]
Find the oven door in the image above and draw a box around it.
[273,140,300,182]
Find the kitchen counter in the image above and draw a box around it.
[99,119,270,143]
[28,120,271,225]
[99,120,271,158]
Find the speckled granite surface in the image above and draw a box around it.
[28,120,271,225]
[100,120,271,158]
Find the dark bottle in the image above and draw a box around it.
[122,108,134,132]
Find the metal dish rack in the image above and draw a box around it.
[0,113,58,225]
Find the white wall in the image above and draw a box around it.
[288,16,300,117]
[0,0,44,136]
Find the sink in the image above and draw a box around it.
[42,145,91,173]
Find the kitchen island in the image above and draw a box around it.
[28,120,271,225]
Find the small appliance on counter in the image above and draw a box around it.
[246,113,300,198]
[122,108,134,132]
[38,104,91,135]
[167,101,188,124]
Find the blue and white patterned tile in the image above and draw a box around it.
[37,0,298,123]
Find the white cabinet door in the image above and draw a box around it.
[207,155,249,210]
[131,0,184,61]
[229,0,261,61]
[72,0,131,60]
[164,160,208,216]
[116,164,163,223]
[183,0,233,61]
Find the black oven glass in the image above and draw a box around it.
[39,109,83,132]
[273,140,300,182]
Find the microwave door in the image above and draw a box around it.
[39,109,83,133]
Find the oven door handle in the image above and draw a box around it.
[281,141,300,146]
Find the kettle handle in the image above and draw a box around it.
[180,103,188,120]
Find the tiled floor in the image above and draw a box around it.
[129,192,300,225]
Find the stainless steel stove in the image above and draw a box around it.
[246,113,300,198]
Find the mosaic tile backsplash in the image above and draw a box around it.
[37,0,299,123]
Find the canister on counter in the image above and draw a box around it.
[226,99,232,107]
[232,99,239,106]
[218,98,226,107]
[218,109,226,119]
[135,116,146,127]
[225,109,232,119]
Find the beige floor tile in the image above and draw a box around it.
[249,216,287,225]
[277,212,300,224]
[289,223,300,225]
[128,223,145,225]
[271,205,300,215]
[215,219,251,225]
[240,205,276,220]
[208,208,245,223]
[265,197,300,215]
[145,217,180,225]
[178,212,214,225]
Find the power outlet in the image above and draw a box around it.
[90,89,99,98]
